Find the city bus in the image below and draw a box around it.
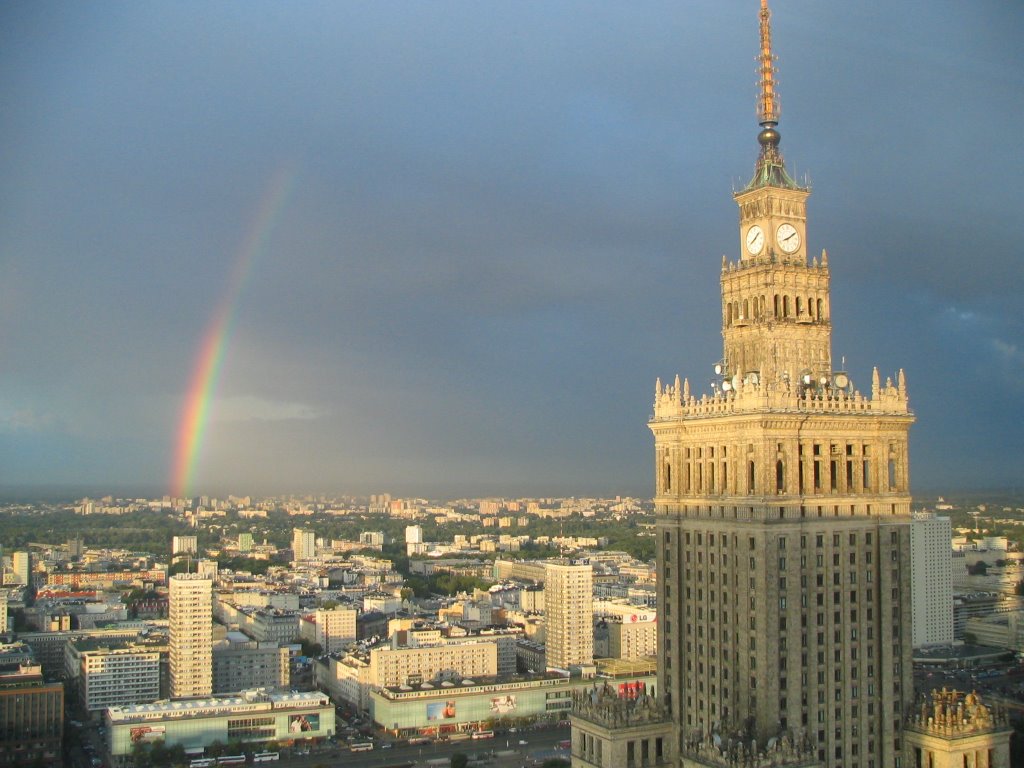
[253,753,280,763]
[217,756,246,766]
[350,742,374,752]
[471,730,494,740]
[188,760,215,768]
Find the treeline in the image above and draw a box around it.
[1,507,657,564]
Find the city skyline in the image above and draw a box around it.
[2,2,1022,497]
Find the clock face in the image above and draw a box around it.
[776,223,801,254]
[745,225,765,255]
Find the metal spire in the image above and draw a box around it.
[757,0,779,126]
[743,0,802,191]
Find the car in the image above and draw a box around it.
[518,740,528,746]
[380,743,392,749]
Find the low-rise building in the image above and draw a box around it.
[106,689,334,766]
[370,661,655,737]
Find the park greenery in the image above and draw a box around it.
[0,506,658,562]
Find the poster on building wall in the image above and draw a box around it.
[130,726,166,743]
[489,695,517,714]
[288,714,319,733]
[426,701,456,720]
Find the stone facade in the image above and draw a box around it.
[904,689,1011,768]
[571,682,675,768]
[651,3,913,768]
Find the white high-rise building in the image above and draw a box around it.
[11,552,30,586]
[172,535,198,556]
[169,573,213,698]
[405,525,425,556]
[292,528,316,562]
[544,560,593,671]
[911,511,954,647]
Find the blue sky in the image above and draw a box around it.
[1,1,1022,497]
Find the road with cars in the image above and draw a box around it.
[276,724,570,768]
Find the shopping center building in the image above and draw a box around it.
[105,689,334,765]
[370,658,655,738]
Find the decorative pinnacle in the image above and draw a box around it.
[757,0,779,126]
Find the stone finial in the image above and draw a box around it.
[871,367,880,398]
[821,248,828,267]
[722,255,728,271]
[898,368,907,397]
[683,377,691,400]
[674,375,682,403]
[656,377,662,397]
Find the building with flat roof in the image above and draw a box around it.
[211,635,288,694]
[291,528,315,562]
[105,689,334,766]
[171,536,198,556]
[299,607,356,655]
[371,664,654,738]
[544,560,593,671]
[912,511,954,647]
[65,637,165,715]
[169,574,212,699]
[0,663,63,768]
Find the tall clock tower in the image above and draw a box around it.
[652,3,914,768]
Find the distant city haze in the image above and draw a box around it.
[1,3,1022,496]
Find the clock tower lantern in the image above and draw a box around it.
[721,0,829,389]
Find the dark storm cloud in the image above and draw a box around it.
[1,1,1022,495]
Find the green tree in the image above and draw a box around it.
[450,754,469,768]
[131,741,153,768]
[149,739,170,767]
[167,744,187,767]
[299,639,323,658]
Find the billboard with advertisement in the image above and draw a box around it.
[489,695,517,715]
[426,701,456,721]
[627,612,654,623]
[288,713,319,733]
[130,726,166,744]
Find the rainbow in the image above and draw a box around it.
[170,164,296,499]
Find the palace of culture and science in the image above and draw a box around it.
[650,1,916,767]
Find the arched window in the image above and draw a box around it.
[783,296,790,317]
[665,462,672,492]
[776,460,785,493]
[748,461,756,493]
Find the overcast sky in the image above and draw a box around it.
[1,1,1022,499]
